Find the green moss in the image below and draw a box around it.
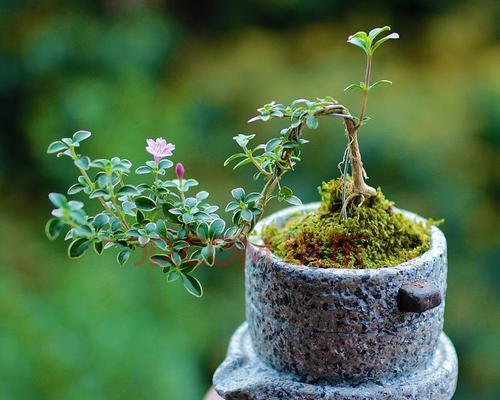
[262,177,435,269]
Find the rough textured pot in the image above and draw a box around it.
[214,203,458,399]
[246,203,447,384]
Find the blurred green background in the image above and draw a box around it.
[0,1,499,399]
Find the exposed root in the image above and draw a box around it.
[341,193,359,218]
[340,184,376,218]
[357,194,366,208]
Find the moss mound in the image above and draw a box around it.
[262,178,434,269]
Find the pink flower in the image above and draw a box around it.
[146,138,175,163]
[175,163,185,180]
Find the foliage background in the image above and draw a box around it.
[0,1,498,399]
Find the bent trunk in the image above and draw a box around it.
[344,118,376,198]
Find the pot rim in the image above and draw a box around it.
[248,202,446,279]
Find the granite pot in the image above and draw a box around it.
[246,203,447,385]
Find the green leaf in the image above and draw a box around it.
[368,26,391,40]
[233,134,255,148]
[158,159,173,169]
[94,172,107,188]
[135,166,152,174]
[225,201,239,212]
[122,201,136,216]
[119,159,132,170]
[67,200,84,210]
[372,32,399,53]
[196,223,209,240]
[171,252,182,267]
[201,244,215,266]
[240,209,253,222]
[74,156,90,170]
[68,238,91,259]
[150,254,172,268]
[196,191,209,201]
[91,159,107,169]
[245,193,261,203]
[265,138,281,152]
[184,197,197,209]
[179,264,196,275]
[47,141,67,154]
[156,220,167,237]
[209,219,225,238]
[173,240,189,251]
[109,217,123,232]
[136,210,145,224]
[182,274,203,297]
[278,186,293,201]
[70,211,86,225]
[61,137,74,146]
[290,98,309,106]
[344,83,365,92]
[347,31,369,54]
[45,218,65,240]
[145,222,157,234]
[49,193,67,207]
[182,179,199,191]
[135,196,156,211]
[73,225,93,238]
[369,80,393,90]
[232,157,252,170]
[182,213,194,224]
[224,153,246,166]
[93,240,104,255]
[136,184,150,192]
[92,213,109,229]
[169,208,183,216]
[72,130,91,143]
[286,195,303,206]
[349,31,368,40]
[117,249,131,265]
[67,183,85,195]
[231,187,245,201]
[153,239,169,250]
[306,115,318,129]
[89,189,108,199]
[116,185,140,196]
[166,270,180,282]
[225,226,238,238]
[204,206,220,217]
[51,209,64,218]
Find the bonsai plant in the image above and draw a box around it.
[45,27,457,399]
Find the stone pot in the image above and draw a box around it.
[214,203,458,399]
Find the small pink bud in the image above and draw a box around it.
[175,163,185,180]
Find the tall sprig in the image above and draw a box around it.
[341,26,399,213]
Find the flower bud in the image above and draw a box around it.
[175,163,185,180]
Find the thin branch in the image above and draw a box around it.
[243,146,272,177]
